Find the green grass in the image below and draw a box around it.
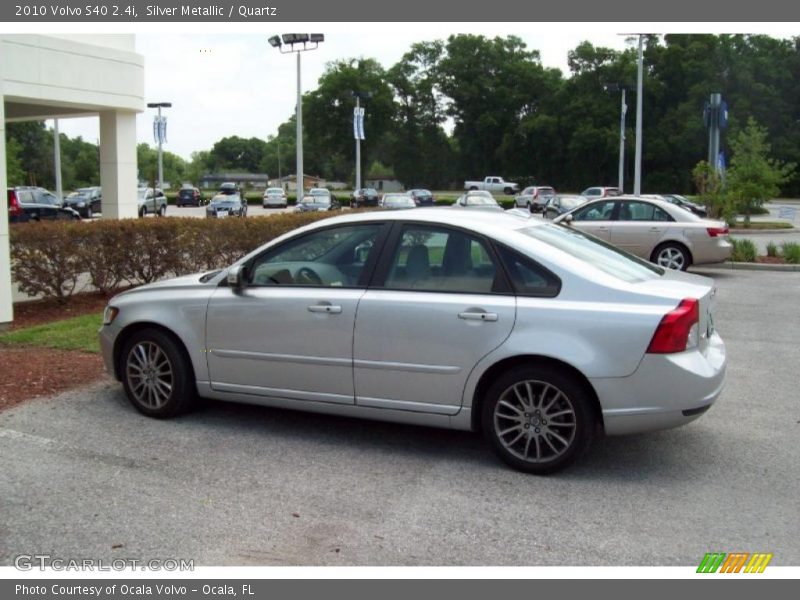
[782,241,800,264]
[732,221,794,230]
[0,313,103,354]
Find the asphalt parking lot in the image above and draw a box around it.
[1,268,798,566]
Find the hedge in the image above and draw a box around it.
[9,212,345,304]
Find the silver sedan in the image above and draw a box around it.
[555,196,732,270]
[99,209,726,474]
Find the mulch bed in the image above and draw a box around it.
[9,289,123,330]
[0,347,108,412]
[756,256,789,264]
[0,290,124,410]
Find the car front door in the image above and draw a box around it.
[352,223,516,415]
[610,200,672,258]
[569,200,617,241]
[205,222,388,404]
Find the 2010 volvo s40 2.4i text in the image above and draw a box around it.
[99,209,726,474]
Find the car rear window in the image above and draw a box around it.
[518,223,664,282]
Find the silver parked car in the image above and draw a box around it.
[453,190,504,211]
[99,209,727,474]
[514,186,556,212]
[137,187,168,218]
[381,193,416,210]
[262,187,288,209]
[555,196,732,271]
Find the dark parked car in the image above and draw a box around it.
[7,187,79,223]
[658,194,708,218]
[543,194,588,219]
[406,189,435,207]
[218,182,241,196]
[206,192,247,218]
[176,185,204,207]
[351,188,380,208]
[295,194,341,213]
[64,186,102,218]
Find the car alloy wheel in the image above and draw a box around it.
[159,205,167,217]
[654,244,689,271]
[482,365,594,474]
[121,329,196,418]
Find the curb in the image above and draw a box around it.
[729,228,797,235]
[716,261,800,272]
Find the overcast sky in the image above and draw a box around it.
[50,24,797,160]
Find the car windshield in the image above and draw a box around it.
[465,196,498,206]
[310,189,330,196]
[211,195,236,204]
[137,189,148,200]
[519,223,664,282]
[560,197,583,210]
[384,196,414,206]
[266,188,283,194]
[301,196,328,206]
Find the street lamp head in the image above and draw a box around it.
[268,35,282,48]
[309,34,324,43]
[147,102,172,108]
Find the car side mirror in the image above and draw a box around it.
[227,265,246,288]
[563,214,574,224]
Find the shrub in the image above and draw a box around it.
[730,238,757,262]
[10,212,345,302]
[766,241,778,257]
[782,241,800,264]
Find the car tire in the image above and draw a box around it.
[158,205,167,217]
[651,242,690,271]
[86,206,93,219]
[504,187,513,195]
[121,328,197,419]
[481,364,595,474]
[139,206,146,218]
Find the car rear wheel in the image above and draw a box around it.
[158,205,167,217]
[482,365,595,474]
[86,206,93,219]
[121,329,196,418]
[504,187,513,195]
[652,243,690,271]
[139,206,146,218]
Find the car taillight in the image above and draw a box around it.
[647,298,700,354]
[8,191,22,217]
[706,226,729,237]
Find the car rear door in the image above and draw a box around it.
[352,223,516,415]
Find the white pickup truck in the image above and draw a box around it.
[464,176,520,195]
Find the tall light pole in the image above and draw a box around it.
[147,102,172,190]
[604,83,630,193]
[351,91,370,192]
[269,33,324,196]
[633,34,644,196]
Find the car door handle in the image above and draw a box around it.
[458,311,498,322]
[307,304,342,314]
[648,227,662,232]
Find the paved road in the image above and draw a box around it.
[1,269,799,566]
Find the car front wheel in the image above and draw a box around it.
[652,243,690,271]
[121,328,196,418]
[482,365,595,474]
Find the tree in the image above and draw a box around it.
[726,118,796,226]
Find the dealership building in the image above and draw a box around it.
[0,34,144,327]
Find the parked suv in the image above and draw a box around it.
[7,186,79,223]
[514,186,556,212]
[64,186,102,218]
[580,186,621,199]
[137,187,168,218]
[176,185,204,207]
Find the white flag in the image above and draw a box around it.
[357,107,365,140]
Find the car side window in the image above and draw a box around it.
[618,201,674,222]
[247,224,383,288]
[573,200,615,221]
[383,226,499,294]
[496,245,561,298]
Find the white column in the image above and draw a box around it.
[99,110,138,219]
[0,44,14,327]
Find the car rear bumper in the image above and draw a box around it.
[692,238,733,265]
[590,332,727,435]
